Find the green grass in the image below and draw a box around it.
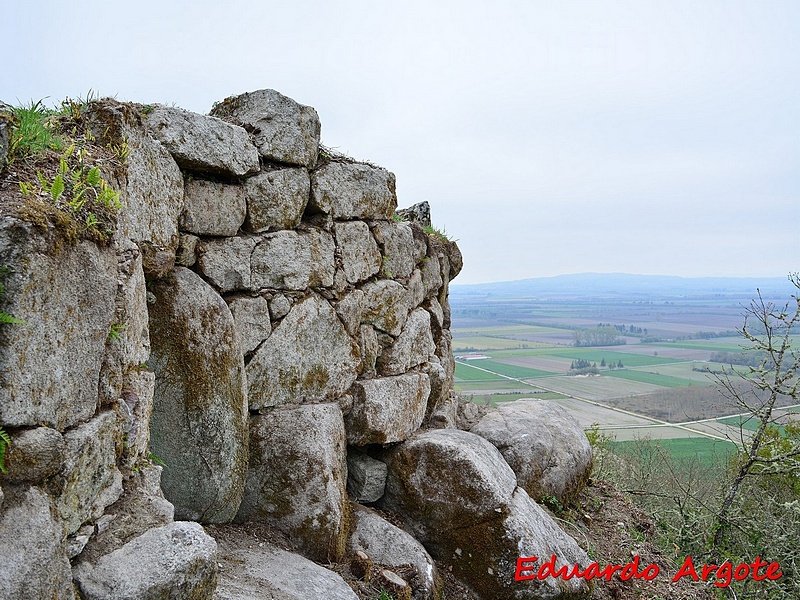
[655,341,745,352]
[455,380,531,391]
[546,349,679,367]
[472,359,555,379]
[603,369,703,388]
[611,437,736,468]
[454,362,506,381]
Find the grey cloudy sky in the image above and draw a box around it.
[4,0,798,284]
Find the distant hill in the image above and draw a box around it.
[450,273,795,300]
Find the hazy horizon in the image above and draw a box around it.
[4,1,798,283]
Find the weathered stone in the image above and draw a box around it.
[67,525,96,559]
[406,268,425,308]
[359,324,380,376]
[243,168,310,232]
[57,411,124,535]
[372,221,416,279]
[428,395,457,430]
[335,289,365,337]
[146,105,259,177]
[0,486,74,600]
[423,359,448,418]
[78,465,174,564]
[471,400,593,505]
[380,429,590,599]
[246,295,359,409]
[347,449,388,503]
[435,330,455,393]
[309,162,397,219]
[214,542,358,600]
[439,237,463,280]
[333,220,381,284]
[420,253,443,299]
[425,297,445,337]
[118,369,155,467]
[226,295,271,354]
[380,429,516,539]
[346,374,430,445]
[361,279,410,337]
[175,233,199,267]
[73,521,218,600]
[0,112,9,168]
[396,201,431,228]
[196,235,257,292]
[2,426,64,483]
[236,404,349,562]
[211,89,321,168]
[269,293,292,320]
[148,267,248,523]
[0,219,117,430]
[377,308,435,376]
[86,100,184,274]
[180,178,246,236]
[250,229,335,291]
[98,241,151,409]
[349,504,438,600]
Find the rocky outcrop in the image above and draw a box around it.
[471,400,593,505]
[349,504,439,600]
[0,87,595,600]
[73,521,218,600]
[380,429,591,599]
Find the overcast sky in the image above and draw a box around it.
[4,1,798,284]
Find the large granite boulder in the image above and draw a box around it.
[349,504,439,600]
[236,404,349,562]
[180,178,246,236]
[243,168,310,232]
[196,235,258,293]
[0,486,74,599]
[0,218,116,431]
[73,521,218,600]
[361,279,411,337]
[380,429,590,599]
[56,411,124,535]
[1,426,64,483]
[146,105,259,177]
[309,162,397,219]
[246,294,359,409]
[214,540,358,600]
[346,373,430,445]
[377,308,436,376]
[471,400,593,505]
[85,100,184,274]
[147,267,249,523]
[210,89,321,168]
[372,221,416,279]
[333,220,382,284]
[250,229,335,290]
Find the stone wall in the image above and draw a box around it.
[0,89,592,600]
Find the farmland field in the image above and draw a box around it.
[449,274,798,450]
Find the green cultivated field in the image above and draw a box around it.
[611,437,736,467]
[449,278,797,448]
[604,369,699,388]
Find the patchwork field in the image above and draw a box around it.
[449,277,798,451]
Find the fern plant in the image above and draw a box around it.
[0,427,10,474]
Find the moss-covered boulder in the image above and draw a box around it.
[236,403,349,562]
[147,267,248,523]
[246,294,359,409]
[380,429,590,599]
